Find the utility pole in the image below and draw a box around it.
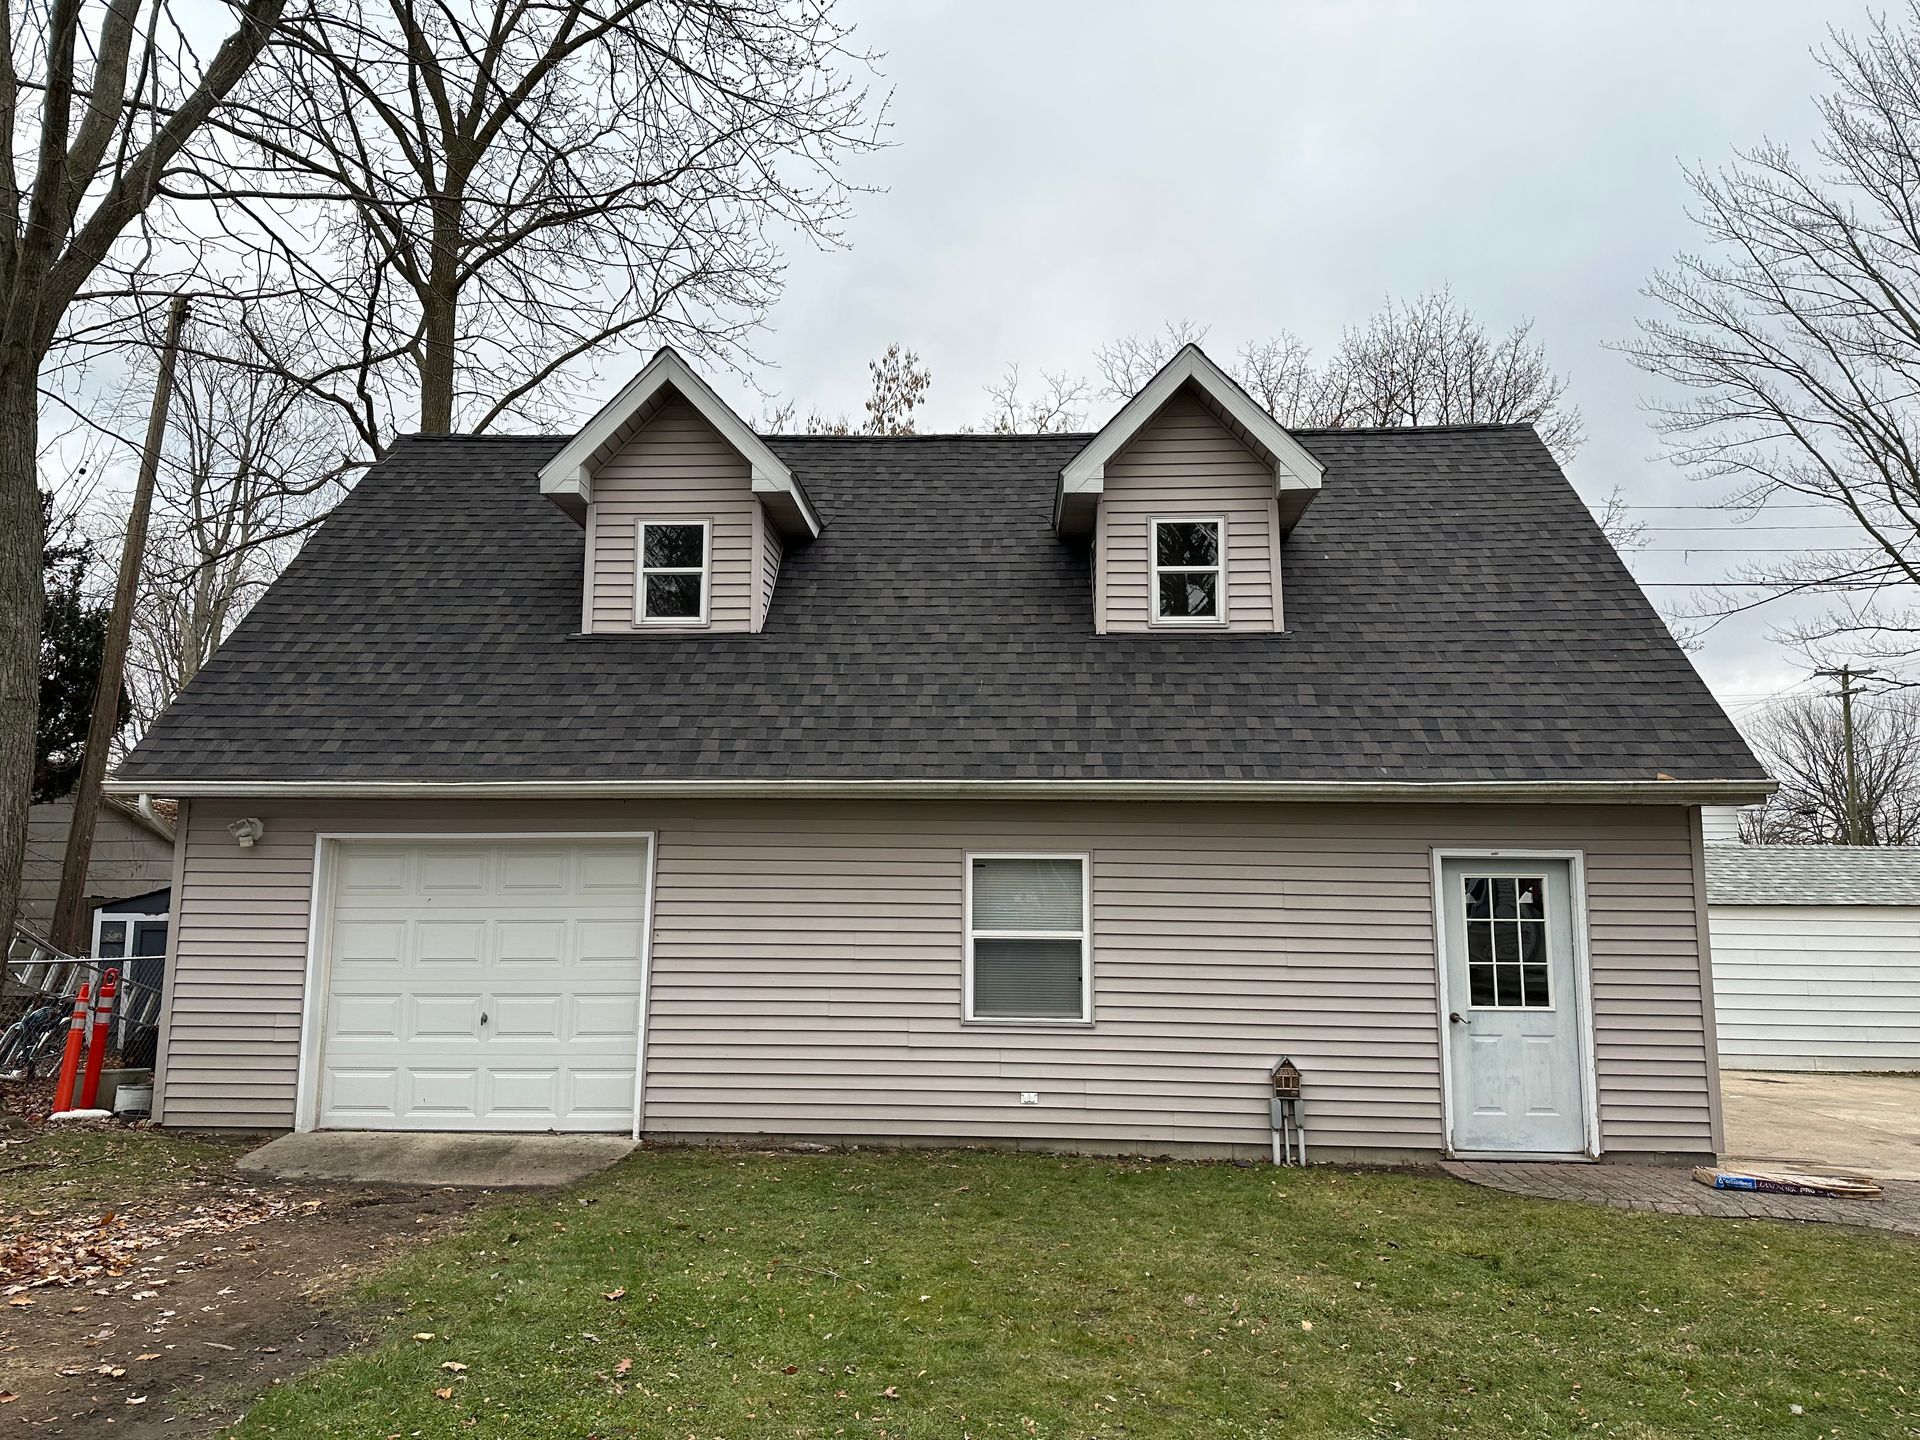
[49,295,189,954]
[1816,663,1884,847]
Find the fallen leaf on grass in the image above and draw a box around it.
[135,1353,160,1361]
[434,1387,455,1400]
[412,1332,435,1341]
[0,1392,16,1404]
[614,1358,632,1377]
[441,1361,468,1373]
[602,1288,626,1301]
[781,1365,798,1375]
[881,1386,900,1400]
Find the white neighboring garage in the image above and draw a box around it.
[1706,844,1920,1073]
[302,835,653,1132]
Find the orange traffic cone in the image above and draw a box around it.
[51,981,92,1114]
[77,968,119,1111]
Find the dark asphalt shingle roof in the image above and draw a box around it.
[1705,846,1920,905]
[117,423,1766,785]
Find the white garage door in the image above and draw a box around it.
[316,837,650,1131]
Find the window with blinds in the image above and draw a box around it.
[966,855,1089,1022]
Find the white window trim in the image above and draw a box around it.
[962,851,1093,1025]
[635,518,711,627]
[1149,515,1228,626]
[91,908,171,960]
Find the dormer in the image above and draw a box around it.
[1056,345,1323,635]
[540,348,820,634]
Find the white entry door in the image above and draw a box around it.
[315,837,650,1132]
[1439,857,1589,1155]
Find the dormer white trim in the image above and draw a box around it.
[539,347,821,539]
[1055,344,1324,538]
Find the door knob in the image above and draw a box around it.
[480,1012,489,1026]
[1448,1011,1469,1025]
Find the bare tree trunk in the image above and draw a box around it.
[0,353,46,945]
[417,291,457,434]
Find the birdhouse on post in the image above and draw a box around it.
[1268,1057,1306,1166]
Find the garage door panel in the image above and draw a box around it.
[574,993,642,1040]
[498,848,568,892]
[317,837,649,1132]
[419,847,488,892]
[333,920,407,967]
[330,994,403,1041]
[497,919,567,964]
[578,919,646,964]
[568,1069,638,1118]
[490,993,562,1040]
[417,921,487,965]
[410,993,483,1040]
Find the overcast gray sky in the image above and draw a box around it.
[680,0,1883,723]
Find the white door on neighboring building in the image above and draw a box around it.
[1439,857,1589,1155]
[315,837,650,1132]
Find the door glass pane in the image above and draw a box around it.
[971,937,1084,1018]
[644,572,703,619]
[643,524,705,569]
[971,858,1083,931]
[1462,875,1552,1009]
[1155,521,1218,566]
[1156,571,1218,618]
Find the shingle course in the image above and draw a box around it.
[117,424,1767,784]
[1705,846,1920,906]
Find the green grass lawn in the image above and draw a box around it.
[231,1149,1918,1439]
[0,1124,242,1220]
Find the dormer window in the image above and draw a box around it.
[1152,517,1225,624]
[638,520,710,625]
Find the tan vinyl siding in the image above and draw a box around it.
[160,798,1712,1155]
[19,798,174,933]
[1098,388,1280,632]
[586,393,760,633]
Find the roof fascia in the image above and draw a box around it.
[1055,344,1325,535]
[537,348,820,538]
[106,776,1776,806]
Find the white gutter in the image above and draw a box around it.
[103,776,1776,805]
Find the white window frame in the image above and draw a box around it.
[91,908,170,961]
[1149,515,1228,626]
[962,851,1093,1025]
[635,518,711,626]
[1458,871,1558,1013]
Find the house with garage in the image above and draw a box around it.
[108,344,1772,1163]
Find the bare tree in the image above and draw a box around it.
[982,363,1088,434]
[1092,293,1583,464]
[1626,5,1920,678]
[118,334,353,732]
[1310,289,1584,462]
[1092,319,1209,399]
[1740,691,1920,845]
[208,0,883,449]
[0,0,287,943]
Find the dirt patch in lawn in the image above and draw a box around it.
[0,1124,492,1437]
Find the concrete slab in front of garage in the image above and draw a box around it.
[1722,1070,1920,1182]
[237,1131,638,1188]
